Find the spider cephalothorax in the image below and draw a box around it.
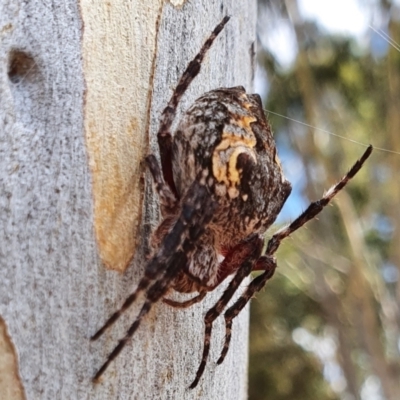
[91,16,372,388]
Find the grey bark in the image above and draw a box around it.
[0,1,256,399]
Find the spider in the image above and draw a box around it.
[91,15,373,389]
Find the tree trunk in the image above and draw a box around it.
[0,1,256,398]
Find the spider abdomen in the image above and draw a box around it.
[172,86,292,247]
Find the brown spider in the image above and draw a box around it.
[91,16,373,388]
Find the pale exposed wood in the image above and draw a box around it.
[0,0,256,398]
[0,318,25,400]
[81,0,163,272]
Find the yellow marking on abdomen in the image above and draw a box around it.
[212,115,257,193]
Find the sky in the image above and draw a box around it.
[299,0,371,36]
[260,0,400,68]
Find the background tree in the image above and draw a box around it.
[250,1,400,400]
[250,1,400,399]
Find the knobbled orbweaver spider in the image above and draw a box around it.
[91,16,372,388]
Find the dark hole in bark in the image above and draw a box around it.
[8,50,36,84]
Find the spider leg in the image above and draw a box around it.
[93,252,187,382]
[146,155,177,214]
[267,145,373,255]
[157,16,230,193]
[163,291,207,308]
[90,249,183,342]
[217,256,276,365]
[215,145,373,365]
[92,181,217,381]
[189,235,263,389]
[91,180,215,342]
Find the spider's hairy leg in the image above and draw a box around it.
[215,145,373,365]
[91,156,178,341]
[93,250,188,382]
[189,235,264,389]
[146,155,177,213]
[163,291,207,308]
[157,16,230,192]
[92,181,217,382]
[267,145,373,254]
[91,180,215,342]
[217,256,276,365]
[90,245,182,341]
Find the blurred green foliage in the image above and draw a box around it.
[249,275,338,400]
[249,1,400,399]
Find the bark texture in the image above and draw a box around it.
[0,0,256,398]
